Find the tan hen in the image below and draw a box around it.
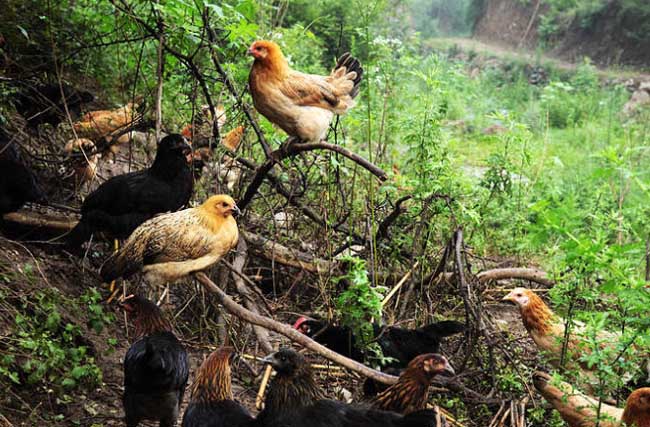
[100,194,239,286]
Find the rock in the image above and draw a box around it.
[334,245,366,259]
[482,124,508,135]
[273,211,294,228]
[622,89,650,116]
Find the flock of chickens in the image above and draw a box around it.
[1,39,650,426]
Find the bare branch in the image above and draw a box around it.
[195,272,398,384]
[229,239,273,353]
[477,268,552,286]
[242,230,339,274]
[239,139,387,210]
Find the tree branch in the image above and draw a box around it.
[239,140,387,210]
[476,268,552,286]
[195,272,398,384]
[241,230,339,274]
[229,239,273,353]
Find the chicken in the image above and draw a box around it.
[100,194,240,286]
[257,347,444,427]
[221,125,244,151]
[502,288,642,377]
[533,371,650,427]
[0,127,45,213]
[248,40,363,143]
[371,354,454,415]
[181,104,227,147]
[73,100,144,159]
[73,101,141,140]
[622,388,650,427]
[182,346,254,427]
[66,134,193,249]
[63,138,99,187]
[13,82,93,128]
[292,317,465,368]
[191,126,245,190]
[292,317,363,362]
[120,294,189,427]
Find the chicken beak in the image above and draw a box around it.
[247,47,255,56]
[502,292,515,302]
[232,204,242,217]
[261,353,276,365]
[441,360,455,377]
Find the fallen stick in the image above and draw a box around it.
[256,365,273,410]
[242,230,339,274]
[195,272,398,384]
[381,260,419,308]
[477,268,552,286]
[2,211,77,232]
[0,412,13,427]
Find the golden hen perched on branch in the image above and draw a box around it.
[100,194,240,286]
[248,40,363,143]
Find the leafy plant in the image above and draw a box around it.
[1,289,103,390]
[334,256,387,364]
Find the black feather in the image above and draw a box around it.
[0,127,45,214]
[257,348,443,427]
[13,82,93,128]
[182,401,253,427]
[123,331,189,427]
[67,133,193,249]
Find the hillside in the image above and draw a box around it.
[473,0,650,68]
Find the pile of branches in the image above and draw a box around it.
[0,3,556,426]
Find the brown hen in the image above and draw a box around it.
[503,287,641,379]
[248,40,362,143]
[182,346,254,427]
[533,371,650,427]
[73,101,141,140]
[372,353,454,415]
[100,194,240,286]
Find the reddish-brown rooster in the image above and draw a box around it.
[182,346,253,427]
[371,353,454,415]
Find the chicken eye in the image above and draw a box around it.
[255,46,262,51]
[222,202,228,207]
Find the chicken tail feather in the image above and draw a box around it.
[99,240,143,282]
[334,52,363,99]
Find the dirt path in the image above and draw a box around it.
[428,37,650,82]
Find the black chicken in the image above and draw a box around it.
[256,348,444,427]
[13,82,94,128]
[182,346,254,427]
[121,294,189,427]
[0,127,45,214]
[66,133,193,249]
[292,317,465,368]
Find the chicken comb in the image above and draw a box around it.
[292,316,310,330]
